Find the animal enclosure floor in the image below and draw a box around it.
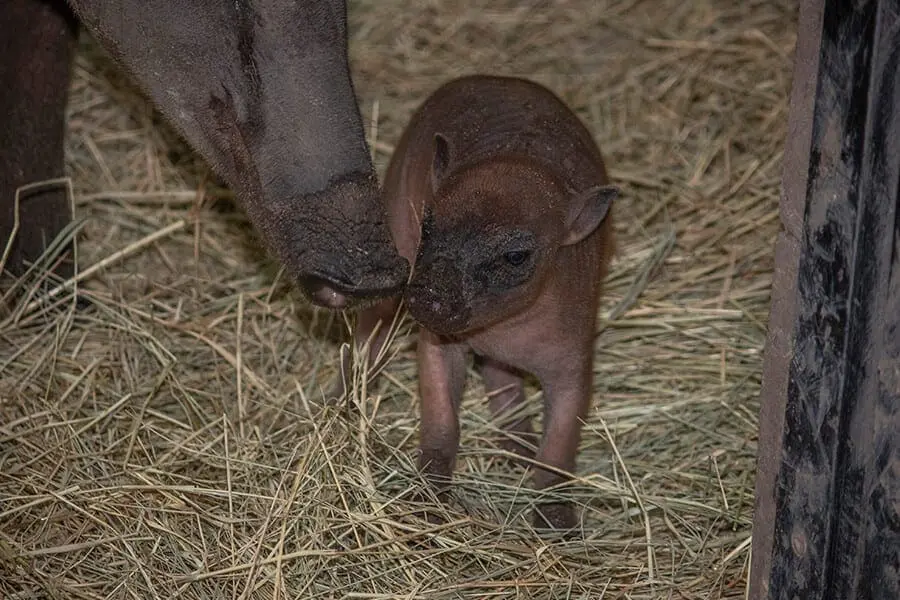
[1,0,796,597]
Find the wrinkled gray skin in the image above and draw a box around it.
[0,0,409,309]
[338,75,618,532]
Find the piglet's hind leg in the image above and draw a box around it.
[480,356,537,462]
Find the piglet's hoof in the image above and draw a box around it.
[324,367,367,408]
[325,375,350,404]
[414,502,450,526]
[531,501,578,535]
[413,452,456,519]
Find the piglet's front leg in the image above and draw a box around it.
[416,328,468,497]
[531,356,594,531]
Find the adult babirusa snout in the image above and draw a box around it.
[250,172,411,310]
[297,249,410,310]
[285,228,410,310]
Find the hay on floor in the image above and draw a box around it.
[1,0,796,597]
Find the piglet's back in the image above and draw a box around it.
[404,76,608,189]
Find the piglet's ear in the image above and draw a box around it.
[561,185,618,246]
[431,133,452,194]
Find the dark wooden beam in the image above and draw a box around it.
[751,0,900,598]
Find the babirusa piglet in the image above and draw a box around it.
[350,74,618,530]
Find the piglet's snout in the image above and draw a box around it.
[404,262,471,333]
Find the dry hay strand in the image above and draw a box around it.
[1,0,797,597]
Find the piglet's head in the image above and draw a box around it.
[404,133,617,335]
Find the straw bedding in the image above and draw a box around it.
[1,0,797,597]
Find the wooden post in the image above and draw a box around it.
[750,0,900,598]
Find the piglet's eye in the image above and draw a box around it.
[503,250,531,266]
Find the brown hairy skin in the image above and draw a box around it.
[0,0,409,309]
[343,75,618,531]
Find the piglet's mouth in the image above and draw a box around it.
[404,288,471,334]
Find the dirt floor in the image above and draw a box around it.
[1,0,798,597]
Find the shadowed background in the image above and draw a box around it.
[1,0,795,597]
